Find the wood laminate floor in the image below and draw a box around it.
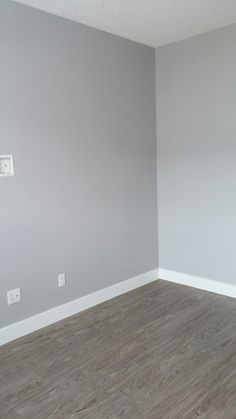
[1,280,236,419]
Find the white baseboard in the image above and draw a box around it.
[0,269,158,346]
[159,268,236,299]
[4,267,233,347]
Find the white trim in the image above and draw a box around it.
[159,268,236,299]
[0,269,158,346]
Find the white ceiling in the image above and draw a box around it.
[13,0,236,47]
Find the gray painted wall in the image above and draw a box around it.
[157,23,236,284]
[0,0,157,327]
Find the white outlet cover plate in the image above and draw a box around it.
[58,273,66,288]
[7,288,21,305]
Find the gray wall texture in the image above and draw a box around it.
[0,0,158,327]
[157,23,236,284]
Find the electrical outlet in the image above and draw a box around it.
[7,288,21,305]
[58,273,66,288]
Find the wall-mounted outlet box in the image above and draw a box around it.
[58,273,66,288]
[0,155,14,176]
[7,288,21,305]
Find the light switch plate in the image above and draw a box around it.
[0,155,14,176]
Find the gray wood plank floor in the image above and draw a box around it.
[1,280,236,419]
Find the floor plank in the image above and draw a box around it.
[0,280,236,418]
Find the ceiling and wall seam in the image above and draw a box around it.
[12,0,236,47]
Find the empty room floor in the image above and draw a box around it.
[1,280,236,419]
